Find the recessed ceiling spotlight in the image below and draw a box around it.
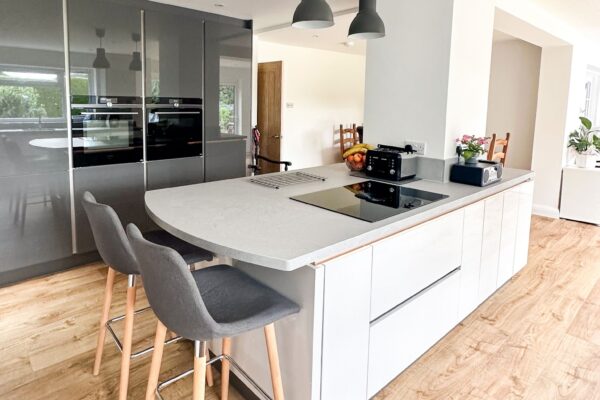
[214,3,225,7]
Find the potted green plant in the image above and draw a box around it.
[456,135,488,164]
[568,117,599,168]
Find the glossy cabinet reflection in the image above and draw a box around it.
[147,157,205,190]
[205,139,247,182]
[67,0,142,100]
[73,163,150,253]
[145,10,204,100]
[204,21,252,141]
[0,0,72,279]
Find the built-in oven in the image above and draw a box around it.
[71,96,143,168]
[146,98,203,161]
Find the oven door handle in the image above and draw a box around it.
[81,112,139,116]
[152,111,202,115]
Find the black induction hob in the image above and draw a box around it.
[290,180,449,223]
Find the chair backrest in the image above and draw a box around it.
[339,124,358,158]
[81,191,138,275]
[487,132,511,166]
[126,223,221,341]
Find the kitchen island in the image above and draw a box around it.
[145,163,535,400]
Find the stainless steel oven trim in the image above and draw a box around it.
[147,104,204,108]
[71,104,143,109]
[62,0,77,254]
[152,111,202,115]
[81,111,140,116]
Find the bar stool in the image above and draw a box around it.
[126,224,300,400]
[82,192,215,400]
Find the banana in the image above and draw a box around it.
[343,143,375,159]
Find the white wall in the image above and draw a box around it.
[255,41,366,169]
[364,0,496,159]
[363,0,454,158]
[486,37,542,170]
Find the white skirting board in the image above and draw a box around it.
[532,204,559,219]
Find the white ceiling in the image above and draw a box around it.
[258,13,366,55]
[150,0,358,30]
[526,0,600,41]
[151,0,600,54]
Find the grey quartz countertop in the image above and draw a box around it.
[145,163,534,271]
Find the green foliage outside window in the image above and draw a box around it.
[219,84,236,134]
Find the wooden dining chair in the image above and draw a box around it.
[487,132,511,166]
[339,124,358,158]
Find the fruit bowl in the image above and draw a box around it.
[343,144,375,172]
[345,155,365,171]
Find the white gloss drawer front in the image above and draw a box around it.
[370,209,464,319]
[367,269,461,397]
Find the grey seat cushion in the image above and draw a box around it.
[145,230,213,265]
[192,265,300,336]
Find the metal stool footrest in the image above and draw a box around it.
[155,353,272,400]
[106,306,184,359]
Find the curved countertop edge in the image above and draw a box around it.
[145,166,535,272]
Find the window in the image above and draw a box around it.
[0,66,64,120]
[582,67,600,126]
[219,84,238,135]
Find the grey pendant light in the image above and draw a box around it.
[93,28,110,69]
[348,0,385,40]
[129,33,142,72]
[292,0,334,29]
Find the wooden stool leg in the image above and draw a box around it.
[93,267,116,376]
[264,324,284,400]
[119,275,137,400]
[193,341,207,400]
[205,346,214,387]
[146,321,168,400]
[221,337,232,400]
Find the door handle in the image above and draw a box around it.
[272,135,281,139]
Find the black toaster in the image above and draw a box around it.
[365,145,418,181]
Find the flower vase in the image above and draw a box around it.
[575,153,598,169]
[463,151,479,164]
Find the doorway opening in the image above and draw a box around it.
[486,30,542,170]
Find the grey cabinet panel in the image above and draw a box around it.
[73,163,149,253]
[204,21,252,141]
[0,0,69,175]
[205,139,247,182]
[68,0,142,99]
[145,10,204,100]
[0,0,73,280]
[147,156,204,190]
[0,172,72,275]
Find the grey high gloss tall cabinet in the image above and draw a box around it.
[204,21,252,182]
[144,8,205,190]
[0,0,73,284]
[67,0,149,253]
[0,0,252,286]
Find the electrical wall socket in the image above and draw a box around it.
[405,140,427,156]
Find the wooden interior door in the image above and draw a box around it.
[257,61,282,173]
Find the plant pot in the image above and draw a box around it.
[463,150,479,164]
[575,153,598,169]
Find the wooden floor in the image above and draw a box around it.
[1,216,599,399]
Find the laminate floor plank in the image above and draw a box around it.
[1,217,600,399]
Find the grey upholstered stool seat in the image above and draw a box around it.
[81,191,214,400]
[145,230,213,266]
[127,224,300,400]
[192,265,299,336]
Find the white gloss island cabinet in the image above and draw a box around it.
[224,179,534,400]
